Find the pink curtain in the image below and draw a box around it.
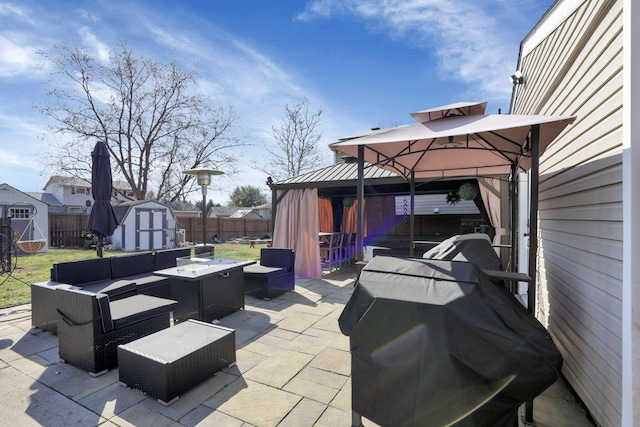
[318,197,333,232]
[273,188,322,278]
[479,177,503,255]
[341,199,360,234]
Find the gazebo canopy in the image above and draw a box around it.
[329,102,576,315]
[330,102,575,180]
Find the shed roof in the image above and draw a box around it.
[112,200,174,223]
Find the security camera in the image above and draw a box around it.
[509,70,524,85]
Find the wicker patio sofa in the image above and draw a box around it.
[31,247,191,334]
[55,287,177,376]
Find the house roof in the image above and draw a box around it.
[0,183,49,210]
[229,209,263,219]
[44,175,131,192]
[25,192,62,206]
[208,206,238,217]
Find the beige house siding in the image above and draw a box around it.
[511,1,622,426]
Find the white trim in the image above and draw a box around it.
[521,0,586,57]
[622,0,639,424]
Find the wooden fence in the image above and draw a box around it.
[175,216,273,243]
[47,212,273,248]
[49,213,90,248]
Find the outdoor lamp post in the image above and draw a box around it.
[183,168,224,245]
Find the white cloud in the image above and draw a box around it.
[296,0,530,103]
[0,32,45,78]
[78,27,110,62]
[0,2,35,25]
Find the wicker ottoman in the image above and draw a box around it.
[117,319,236,405]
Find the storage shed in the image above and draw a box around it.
[109,200,177,251]
[0,183,49,254]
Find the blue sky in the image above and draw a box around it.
[0,0,553,204]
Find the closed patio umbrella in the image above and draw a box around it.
[87,140,119,257]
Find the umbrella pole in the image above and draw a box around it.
[97,236,103,258]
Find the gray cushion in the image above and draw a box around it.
[111,252,154,279]
[53,258,112,284]
[109,295,177,329]
[81,280,137,300]
[244,264,288,279]
[154,247,192,270]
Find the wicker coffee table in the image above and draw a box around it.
[117,319,236,405]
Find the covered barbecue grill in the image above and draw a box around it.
[339,256,562,426]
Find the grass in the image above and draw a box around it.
[0,243,263,309]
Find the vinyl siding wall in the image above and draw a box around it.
[510,1,622,426]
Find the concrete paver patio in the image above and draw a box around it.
[0,268,593,426]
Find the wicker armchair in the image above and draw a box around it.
[55,287,177,376]
[243,248,295,300]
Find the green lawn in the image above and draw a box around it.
[0,243,262,309]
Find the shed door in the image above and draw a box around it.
[135,208,166,251]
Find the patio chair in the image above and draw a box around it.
[55,287,177,376]
[243,248,295,300]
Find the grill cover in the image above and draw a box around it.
[339,256,562,427]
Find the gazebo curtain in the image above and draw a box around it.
[318,197,333,232]
[341,199,361,234]
[478,177,503,252]
[273,188,321,278]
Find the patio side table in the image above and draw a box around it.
[117,319,236,405]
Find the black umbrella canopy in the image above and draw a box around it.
[87,140,119,257]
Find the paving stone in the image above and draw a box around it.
[276,313,322,333]
[309,347,351,376]
[330,378,352,412]
[314,405,352,427]
[302,326,340,340]
[295,366,349,390]
[232,347,267,375]
[283,377,339,404]
[79,381,147,418]
[0,328,58,362]
[179,404,244,427]
[139,371,240,421]
[110,402,175,427]
[48,364,119,400]
[204,378,301,427]
[243,348,312,388]
[277,397,326,427]
[0,365,105,426]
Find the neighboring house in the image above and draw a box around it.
[41,175,135,213]
[110,200,177,252]
[228,209,263,219]
[0,183,48,253]
[510,1,630,425]
[26,192,63,213]
[253,203,272,220]
[194,205,272,220]
[207,206,238,218]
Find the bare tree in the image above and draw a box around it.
[262,97,324,181]
[39,42,242,202]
